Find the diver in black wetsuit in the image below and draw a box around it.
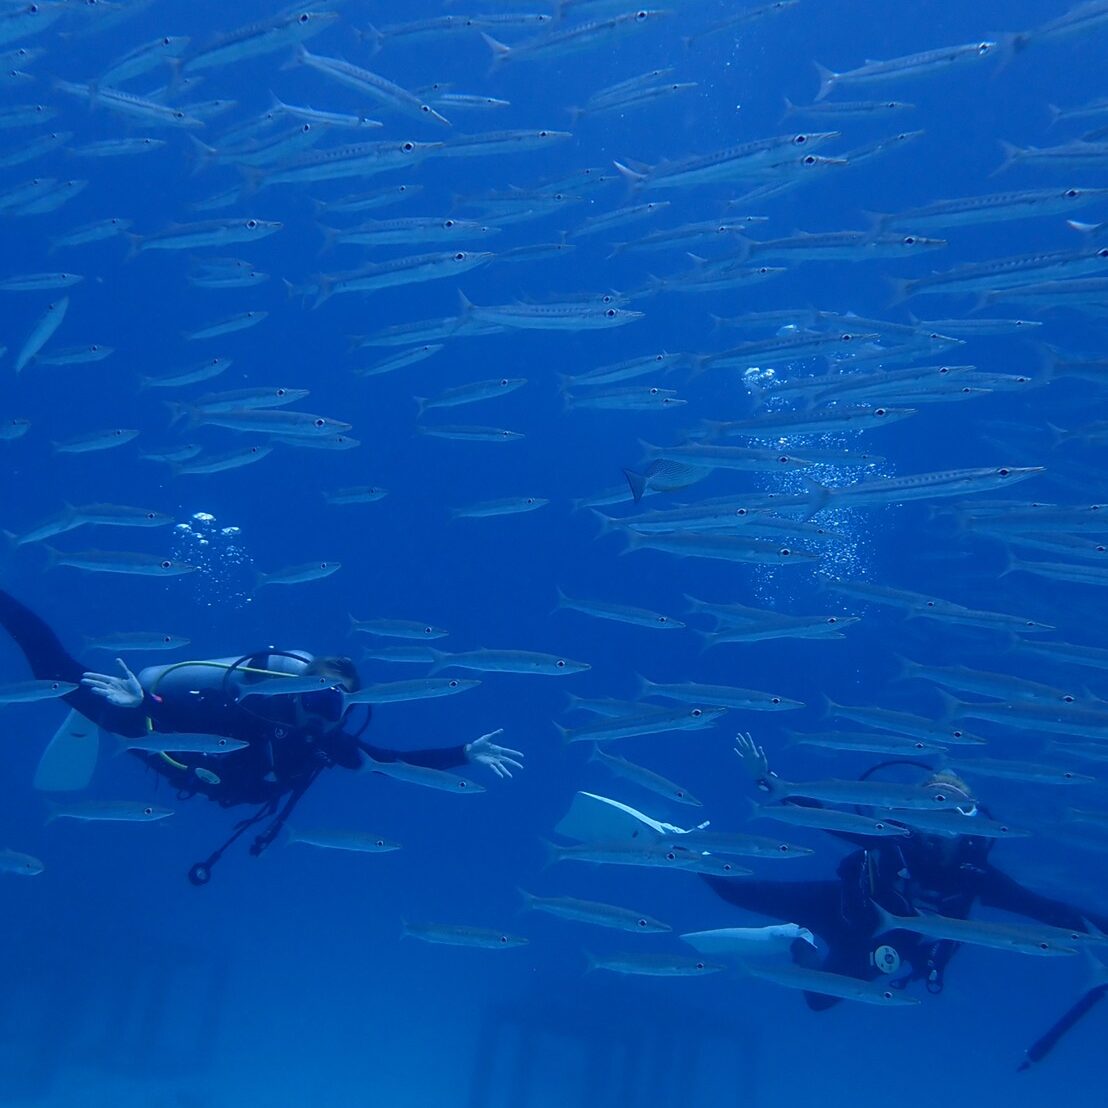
[704,735,1108,1017]
[0,589,523,883]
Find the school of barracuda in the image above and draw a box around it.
[4,0,1108,1003]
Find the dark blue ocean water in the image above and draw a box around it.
[2,1,1107,1104]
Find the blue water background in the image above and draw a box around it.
[1,0,1106,1104]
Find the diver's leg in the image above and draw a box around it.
[0,589,138,733]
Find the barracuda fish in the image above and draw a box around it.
[401,922,525,947]
[185,387,308,414]
[874,186,1108,232]
[49,218,131,251]
[342,679,480,704]
[947,757,1095,786]
[639,442,814,475]
[787,730,942,755]
[12,178,87,217]
[14,297,67,373]
[368,12,553,50]
[610,218,767,256]
[701,614,859,645]
[362,758,485,794]
[0,848,43,876]
[417,425,524,442]
[294,48,450,126]
[451,496,548,519]
[709,405,916,437]
[184,310,268,340]
[45,549,196,577]
[664,828,813,860]
[458,292,642,331]
[142,445,202,464]
[566,386,683,411]
[322,217,497,248]
[519,889,672,934]
[887,809,1031,839]
[825,579,1054,632]
[0,271,84,292]
[806,465,1043,512]
[997,139,1108,173]
[745,962,920,1006]
[560,353,684,389]
[0,129,70,168]
[360,646,437,665]
[1004,557,1108,587]
[349,616,447,640]
[895,246,1108,300]
[435,128,572,158]
[354,344,443,379]
[182,11,339,74]
[254,561,340,589]
[48,801,175,823]
[314,184,422,214]
[875,904,1094,957]
[826,699,986,746]
[129,218,282,253]
[571,201,671,239]
[54,81,204,129]
[287,828,400,853]
[314,251,492,306]
[270,97,383,130]
[622,530,820,566]
[945,697,1108,740]
[172,445,273,475]
[640,676,803,712]
[555,588,683,629]
[184,409,350,437]
[324,486,388,505]
[85,632,190,652]
[36,343,114,366]
[814,41,996,100]
[753,802,911,837]
[615,132,840,190]
[767,774,974,810]
[896,657,1079,703]
[1004,0,1108,54]
[415,376,524,415]
[0,679,77,704]
[572,79,698,121]
[0,3,66,49]
[120,733,249,755]
[589,747,702,807]
[784,97,915,118]
[587,953,723,976]
[1,418,30,440]
[483,10,668,66]
[430,647,589,676]
[546,840,751,877]
[556,705,726,743]
[1013,639,1108,672]
[740,231,947,263]
[566,695,675,718]
[52,428,139,455]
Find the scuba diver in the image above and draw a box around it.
[704,735,1108,1023]
[0,589,523,885]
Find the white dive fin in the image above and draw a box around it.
[553,790,688,843]
[34,709,99,792]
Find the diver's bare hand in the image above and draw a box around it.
[733,732,770,781]
[465,729,525,780]
[81,658,143,708]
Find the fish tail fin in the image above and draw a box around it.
[398,918,412,940]
[622,468,648,504]
[163,400,190,429]
[1045,421,1069,448]
[636,673,655,697]
[41,544,61,570]
[517,886,536,911]
[886,275,913,307]
[781,96,797,120]
[315,224,340,256]
[1046,103,1063,128]
[355,22,385,55]
[538,838,561,870]
[123,233,143,262]
[414,396,429,418]
[800,477,832,520]
[44,800,59,825]
[613,160,648,188]
[588,509,621,539]
[281,44,308,72]
[813,61,837,102]
[892,654,919,682]
[619,528,643,557]
[311,273,334,309]
[993,31,1032,73]
[993,139,1024,176]
[552,720,571,746]
[481,32,511,71]
[425,647,447,675]
[186,135,219,175]
[583,951,598,973]
[567,104,585,125]
[934,688,963,723]
[872,901,896,935]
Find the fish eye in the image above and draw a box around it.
[539,130,549,137]
[319,562,329,569]
[779,844,790,852]
[454,253,465,260]
[736,507,748,516]
[162,635,172,643]
[903,236,916,245]
[827,617,838,624]
[1099,249,1108,258]
[420,104,430,113]
[998,468,1010,477]
[449,679,459,688]
[875,407,888,416]
[403,142,415,152]
[637,919,648,928]
[758,266,771,274]
[246,219,258,229]
[696,961,707,969]
[606,308,617,317]
[459,781,468,788]
[375,839,385,847]
[556,659,566,668]
[314,418,325,428]
[778,455,790,463]
[779,548,791,556]
[794,134,808,145]
[1065,188,1080,198]
[953,730,963,738]
[977,42,991,53]
[772,697,781,704]
[1039,942,1049,950]
[443,219,455,228]
[657,616,668,623]
[160,560,172,569]
[499,378,508,386]
[144,806,153,816]
[635,9,648,19]
[162,36,171,44]
[883,991,894,1000]
[802,154,817,165]
[299,13,310,23]
[876,822,887,830]
[649,387,659,395]
[927,601,936,608]
[1064,772,1074,779]
[691,708,703,717]
[218,738,227,747]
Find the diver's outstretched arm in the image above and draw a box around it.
[357,729,524,778]
[80,658,143,707]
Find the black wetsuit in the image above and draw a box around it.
[706,815,1108,1011]
[0,589,468,808]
